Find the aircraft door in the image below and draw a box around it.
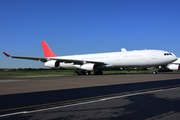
[152,52,157,59]
[117,54,121,61]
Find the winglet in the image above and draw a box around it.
[3,52,11,57]
[41,41,57,58]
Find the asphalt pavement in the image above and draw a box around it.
[0,72,180,120]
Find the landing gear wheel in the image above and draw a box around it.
[152,67,157,74]
[152,71,157,74]
[81,71,86,75]
[76,72,80,75]
[86,71,91,75]
[76,71,86,75]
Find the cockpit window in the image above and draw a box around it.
[164,53,172,56]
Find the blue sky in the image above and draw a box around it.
[0,0,180,68]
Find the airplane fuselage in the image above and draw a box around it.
[51,50,177,70]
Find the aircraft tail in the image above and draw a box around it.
[41,41,57,58]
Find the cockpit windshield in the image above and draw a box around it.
[164,53,172,56]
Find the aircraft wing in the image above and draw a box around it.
[49,58,106,65]
[3,52,47,61]
[3,52,106,65]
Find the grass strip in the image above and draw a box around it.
[0,69,155,78]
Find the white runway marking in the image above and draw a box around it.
[0,86,180,118]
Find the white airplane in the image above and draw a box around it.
[166,58,180,70]
[3,41,177,75]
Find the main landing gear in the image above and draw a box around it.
[94,70,103,75]
[76,70,103,75]
[76,70,91,75]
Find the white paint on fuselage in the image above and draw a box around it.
[51,50,177,70]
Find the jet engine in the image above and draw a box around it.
[167,64,180,70]
[81,63,96,71]
[44,60,60,68]
[74,63,96,71]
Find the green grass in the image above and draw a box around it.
[0,70,75,78]
[103,69,154,74]
[0,69,155,78]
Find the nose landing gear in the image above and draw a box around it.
[152,67,157,74]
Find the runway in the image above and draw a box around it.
[1,72,180,95]
[0,72,180,119]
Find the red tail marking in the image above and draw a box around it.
[41,41,57,58]
[3,52,11,57]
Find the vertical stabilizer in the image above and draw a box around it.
[41,41,57,58]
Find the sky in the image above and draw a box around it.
[0,0,180,68]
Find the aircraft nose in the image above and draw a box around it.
[172,53,178,61]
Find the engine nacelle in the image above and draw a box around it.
[60,63,76,69]
[44,60,60,68]
[167,64,180,70]
[80,63,96,71]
